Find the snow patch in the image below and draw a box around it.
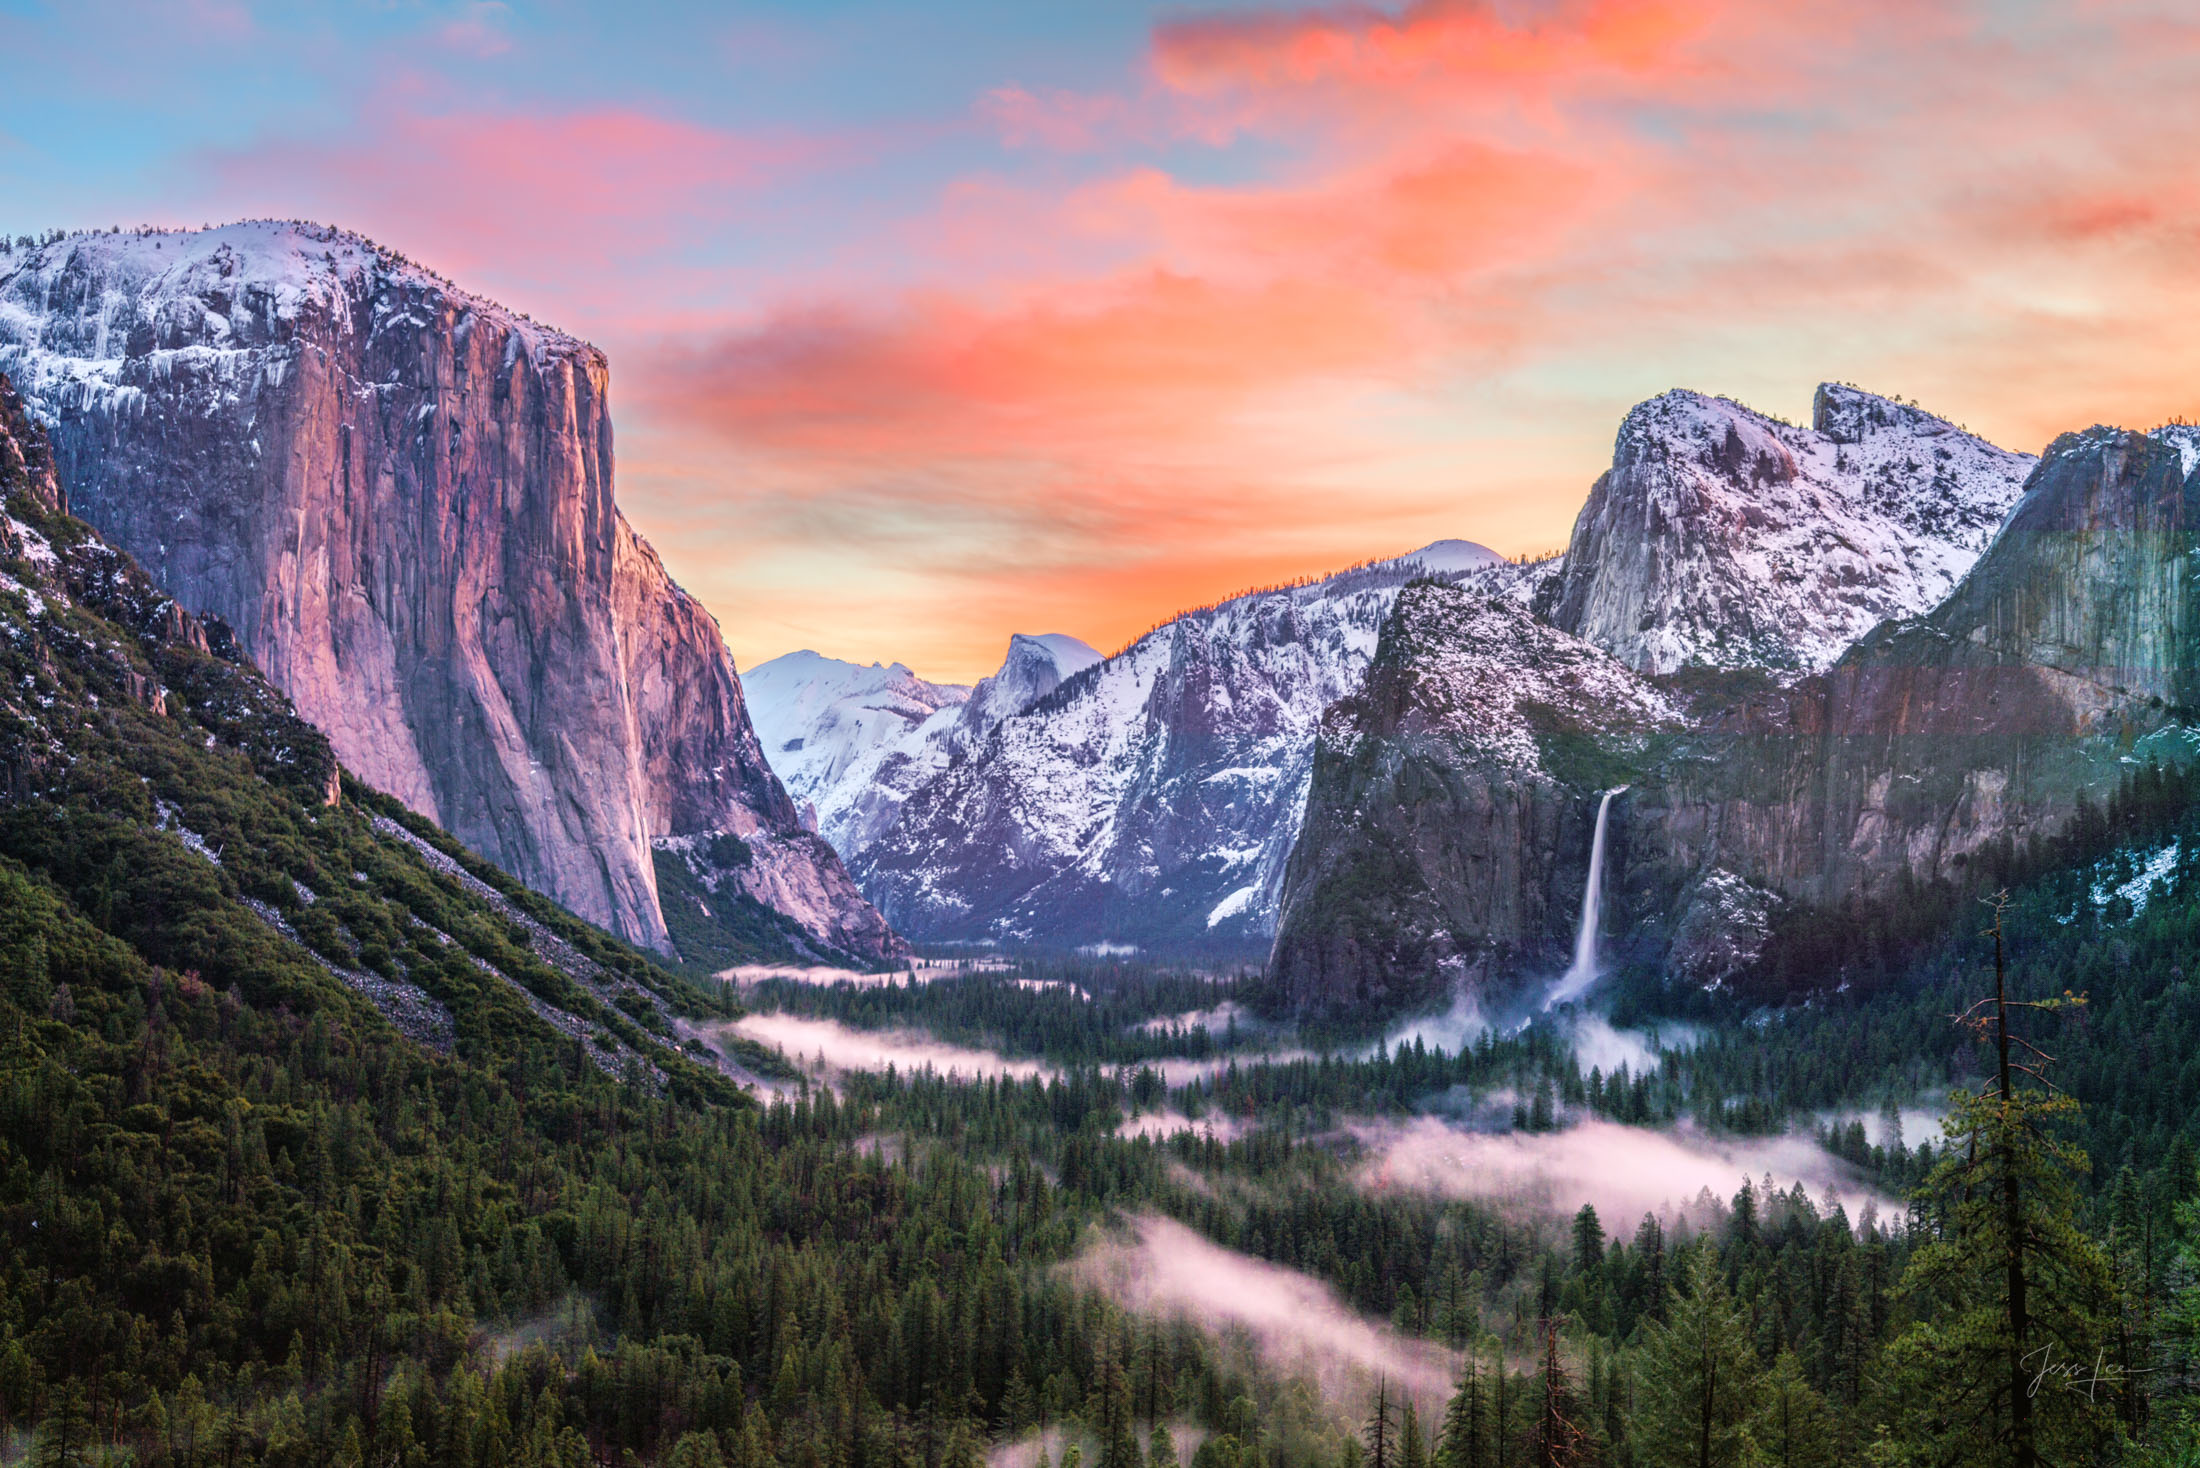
[1205,884,1259,928]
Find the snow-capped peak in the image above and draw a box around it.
[0,221,589,406]
[1538,382,2036,675]
[854,544,1544,947]
[744,631,1101,863]
[1022,632,1103,677]
[742,651,972,851]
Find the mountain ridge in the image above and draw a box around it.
[851,543,1515,948]
[1537,383,2034,676]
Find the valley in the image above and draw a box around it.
[4,220,2200,1468]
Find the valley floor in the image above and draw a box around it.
[14,784,2200,1468]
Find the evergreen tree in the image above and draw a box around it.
[1365,1378,1395,1468]
[1570,1208,1605,1273]
[1400,1401,1427,1468]
[1438,1357,1483,1468]
[32,1387,92,1468]
[1749,1352,1833,1468]
[1632,1250,1759,1468]
[1871,895,2115,1468]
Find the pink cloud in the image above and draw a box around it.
[192,101,827,320]
[128,0,2200,682]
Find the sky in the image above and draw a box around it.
[4,0,2200,682]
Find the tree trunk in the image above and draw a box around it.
[1992,906,2037,1468]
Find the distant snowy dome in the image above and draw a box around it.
[743,652,971,854]
[1390,539,1505,575]
[1024,633,1103,677]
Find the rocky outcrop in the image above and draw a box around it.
[1267,582,1677,1016]
[1663,424,2196,887]
[0,221,899,963]
[950,634,1104,753]
[854,547,1515,949]
[1537,385,2033,675]
[1273,420,2200,1011]
[0,372,60,513]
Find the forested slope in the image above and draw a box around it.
[0,375,1163,1468]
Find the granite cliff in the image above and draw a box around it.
[1274,394,2200,1013]
[1267,582,1676,1016]
[1537,385,2032,674]
[0,222,899,964]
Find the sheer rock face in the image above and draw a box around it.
[0,222,899,961]
[1537,385,2034,676]
[1273,423,2200,1011]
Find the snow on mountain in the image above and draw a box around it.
[0,221,584,408]
[951,632,1102,745]
[2153,422,2200,479]
[1269,579,1681,1014]
[0,220,905,963]
[744,652,971,853]
[852,547,1526,947]
[745,632,1101,862]
[1386,539,1506,575]
[1537,384,2035,675]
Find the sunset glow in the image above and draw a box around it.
[7,0,2200,680]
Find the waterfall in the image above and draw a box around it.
[1544,787,1621,1010]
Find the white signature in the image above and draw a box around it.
[2023,1342,2152,1401]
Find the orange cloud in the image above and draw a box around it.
[1151,0,1708,95]
[633,0,2200,680]
[161,0,2200,681]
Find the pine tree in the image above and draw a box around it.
[1631,1214,1667,1331]
[1631,1249,1759,1468]
[1749,1352,1833,1468]
[1872,893,2116,1468]
[1570,1208,1605,1273]
[669,1430,729,1468]
[1095,1344,1140,1468]
[1439,1357,1482,1468]
[944,1422,982,1468]
[31,1386,91,1468]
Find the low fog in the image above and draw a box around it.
[1073,1214,1459,1415]
[1354,1114,1893,1226]
[1136,999,1252,1035]
[1374,990,1693,1079]
[724,1013,1055,1082]
[1116,1108,1249,1143]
